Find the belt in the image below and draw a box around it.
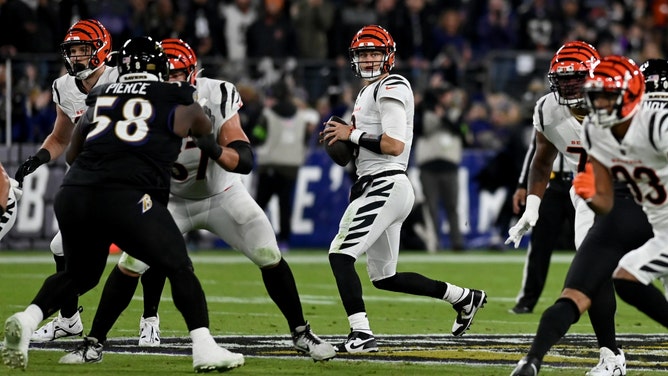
[350,170,406,202]
[550,171,573,181]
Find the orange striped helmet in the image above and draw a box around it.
[60,19,112,80]
[583,55,644,128]
[161,38,198,85]
[548,41,600,108]
[349,25,396,80]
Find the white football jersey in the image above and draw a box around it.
[533,93,588,173]
[642,92,668,110]
[583,108,668,228]
[351,74,413,177]
[170,77,243,199]
[51,67,119,123]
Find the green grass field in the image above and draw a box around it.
[1,249,666,375]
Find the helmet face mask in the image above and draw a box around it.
[160,38,198,85]
[584,56,645,129]
[61,19,112,80]
[117,37,169,83]
[639,59,668,94]
[349,25,396,80]
[548,41,600,109]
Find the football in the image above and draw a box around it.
[324,116,355,167]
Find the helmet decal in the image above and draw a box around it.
[161,38,198,85]
[548,41,600,108]
[60,19,112,80]
[583,55,644,128]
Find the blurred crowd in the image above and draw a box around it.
[0,0,666,251]
[0,0,666,147]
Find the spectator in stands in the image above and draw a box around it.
[414,81,469,251]
[291,0,334,60]
[219,0,257,78]
[516,0,561,52]
[182,0,224,73]
[432,7,472,87]
[253,80,315,251]
[246,0,298,59]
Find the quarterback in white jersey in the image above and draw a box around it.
[506,41,599,249]
[575,56,668,330]
[322,25,486,354]
[17,19,117,343]
[95,38,335,361]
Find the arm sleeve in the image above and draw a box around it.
[379,97,407,142]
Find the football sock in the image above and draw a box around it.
[614,278,668,328]
[588,280,619,353]
[329,253,366,316]
[442,283,467,304]
[89,266,139,343]
[190,327,215,346]
[261,258,305,331]
[348,312,371,333]
[372,272,447,298]
[54,254,79,318]
[24,304,44,326]
[168,268,209,331]
[140,267,167,318]
[528,298,580,360]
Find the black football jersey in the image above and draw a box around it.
[63,80,197,194]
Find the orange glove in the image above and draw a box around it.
[573,162,596,201]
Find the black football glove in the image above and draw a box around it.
[194,133,223,160]
[15,148,51,187]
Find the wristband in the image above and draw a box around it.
[350,129,365,145]
[525,194,541,215]
[35,148,51,163]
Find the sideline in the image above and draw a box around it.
[0,251,576,265]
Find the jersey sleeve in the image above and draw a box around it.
[532,95,549,133]
[647,109,668,153]
[375,74,412,108]
[207,81,243,124]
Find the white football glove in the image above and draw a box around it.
[505,194,541,248]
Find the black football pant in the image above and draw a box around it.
[31,186,209,331]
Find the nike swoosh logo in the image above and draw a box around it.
[68,322,78,329]
[385,86,396,90]
[349,339,374,349]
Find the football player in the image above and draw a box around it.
[14,19,117,343]
[506,41,600,315]
[2,36,244,372]
[509,45,653,376]
[321,25,486,353]
[575,56,668,329]
[0,163,21,242]
[58,38,335,363]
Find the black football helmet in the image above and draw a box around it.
[117,36,169,82]
[639,59,668,93]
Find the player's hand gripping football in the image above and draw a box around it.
[573,162,596,201]
[505,194,541,248]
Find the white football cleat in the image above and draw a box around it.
[2,312,36,369]
[138,315,161,347]
[292,322,336,361]
[192,342,244,373]
[31,307,83,342]
[586,347,626,376]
